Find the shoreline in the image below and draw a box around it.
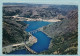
[4,16,61,22]
[25,18,61,22]
[2,34,37,54]
[39,30,53,51]
[38,27,53,49]
[12,16,61,22]
[38,27,52,38]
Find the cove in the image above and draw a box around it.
[24,21,51,53]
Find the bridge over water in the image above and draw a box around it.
[24,42,37,54]
[29,29,39,34]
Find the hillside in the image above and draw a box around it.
[40,10,78,54]
[3,3,78,54]
[3,16,29,47]
[3,3,77,19]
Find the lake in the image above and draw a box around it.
[25,21,51,53]
[9,21,51,54]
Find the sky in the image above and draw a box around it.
[2,0,79,5]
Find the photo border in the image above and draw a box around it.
[0,0,80,56]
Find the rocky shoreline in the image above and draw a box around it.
[12,15,61,22]
[2,34,37,54]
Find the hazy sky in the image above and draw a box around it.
[2,0,78,5]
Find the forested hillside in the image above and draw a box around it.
[41,10,78,54]
[3,16,29,47]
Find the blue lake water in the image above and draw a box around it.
[24,21,51,53]
[9,21,51,54]
[24,21,50,32]
[31,31,51,53]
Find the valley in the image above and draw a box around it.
[2,3,78,55]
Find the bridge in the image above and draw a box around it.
[24,42,37,54]
[29,29,39,34]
